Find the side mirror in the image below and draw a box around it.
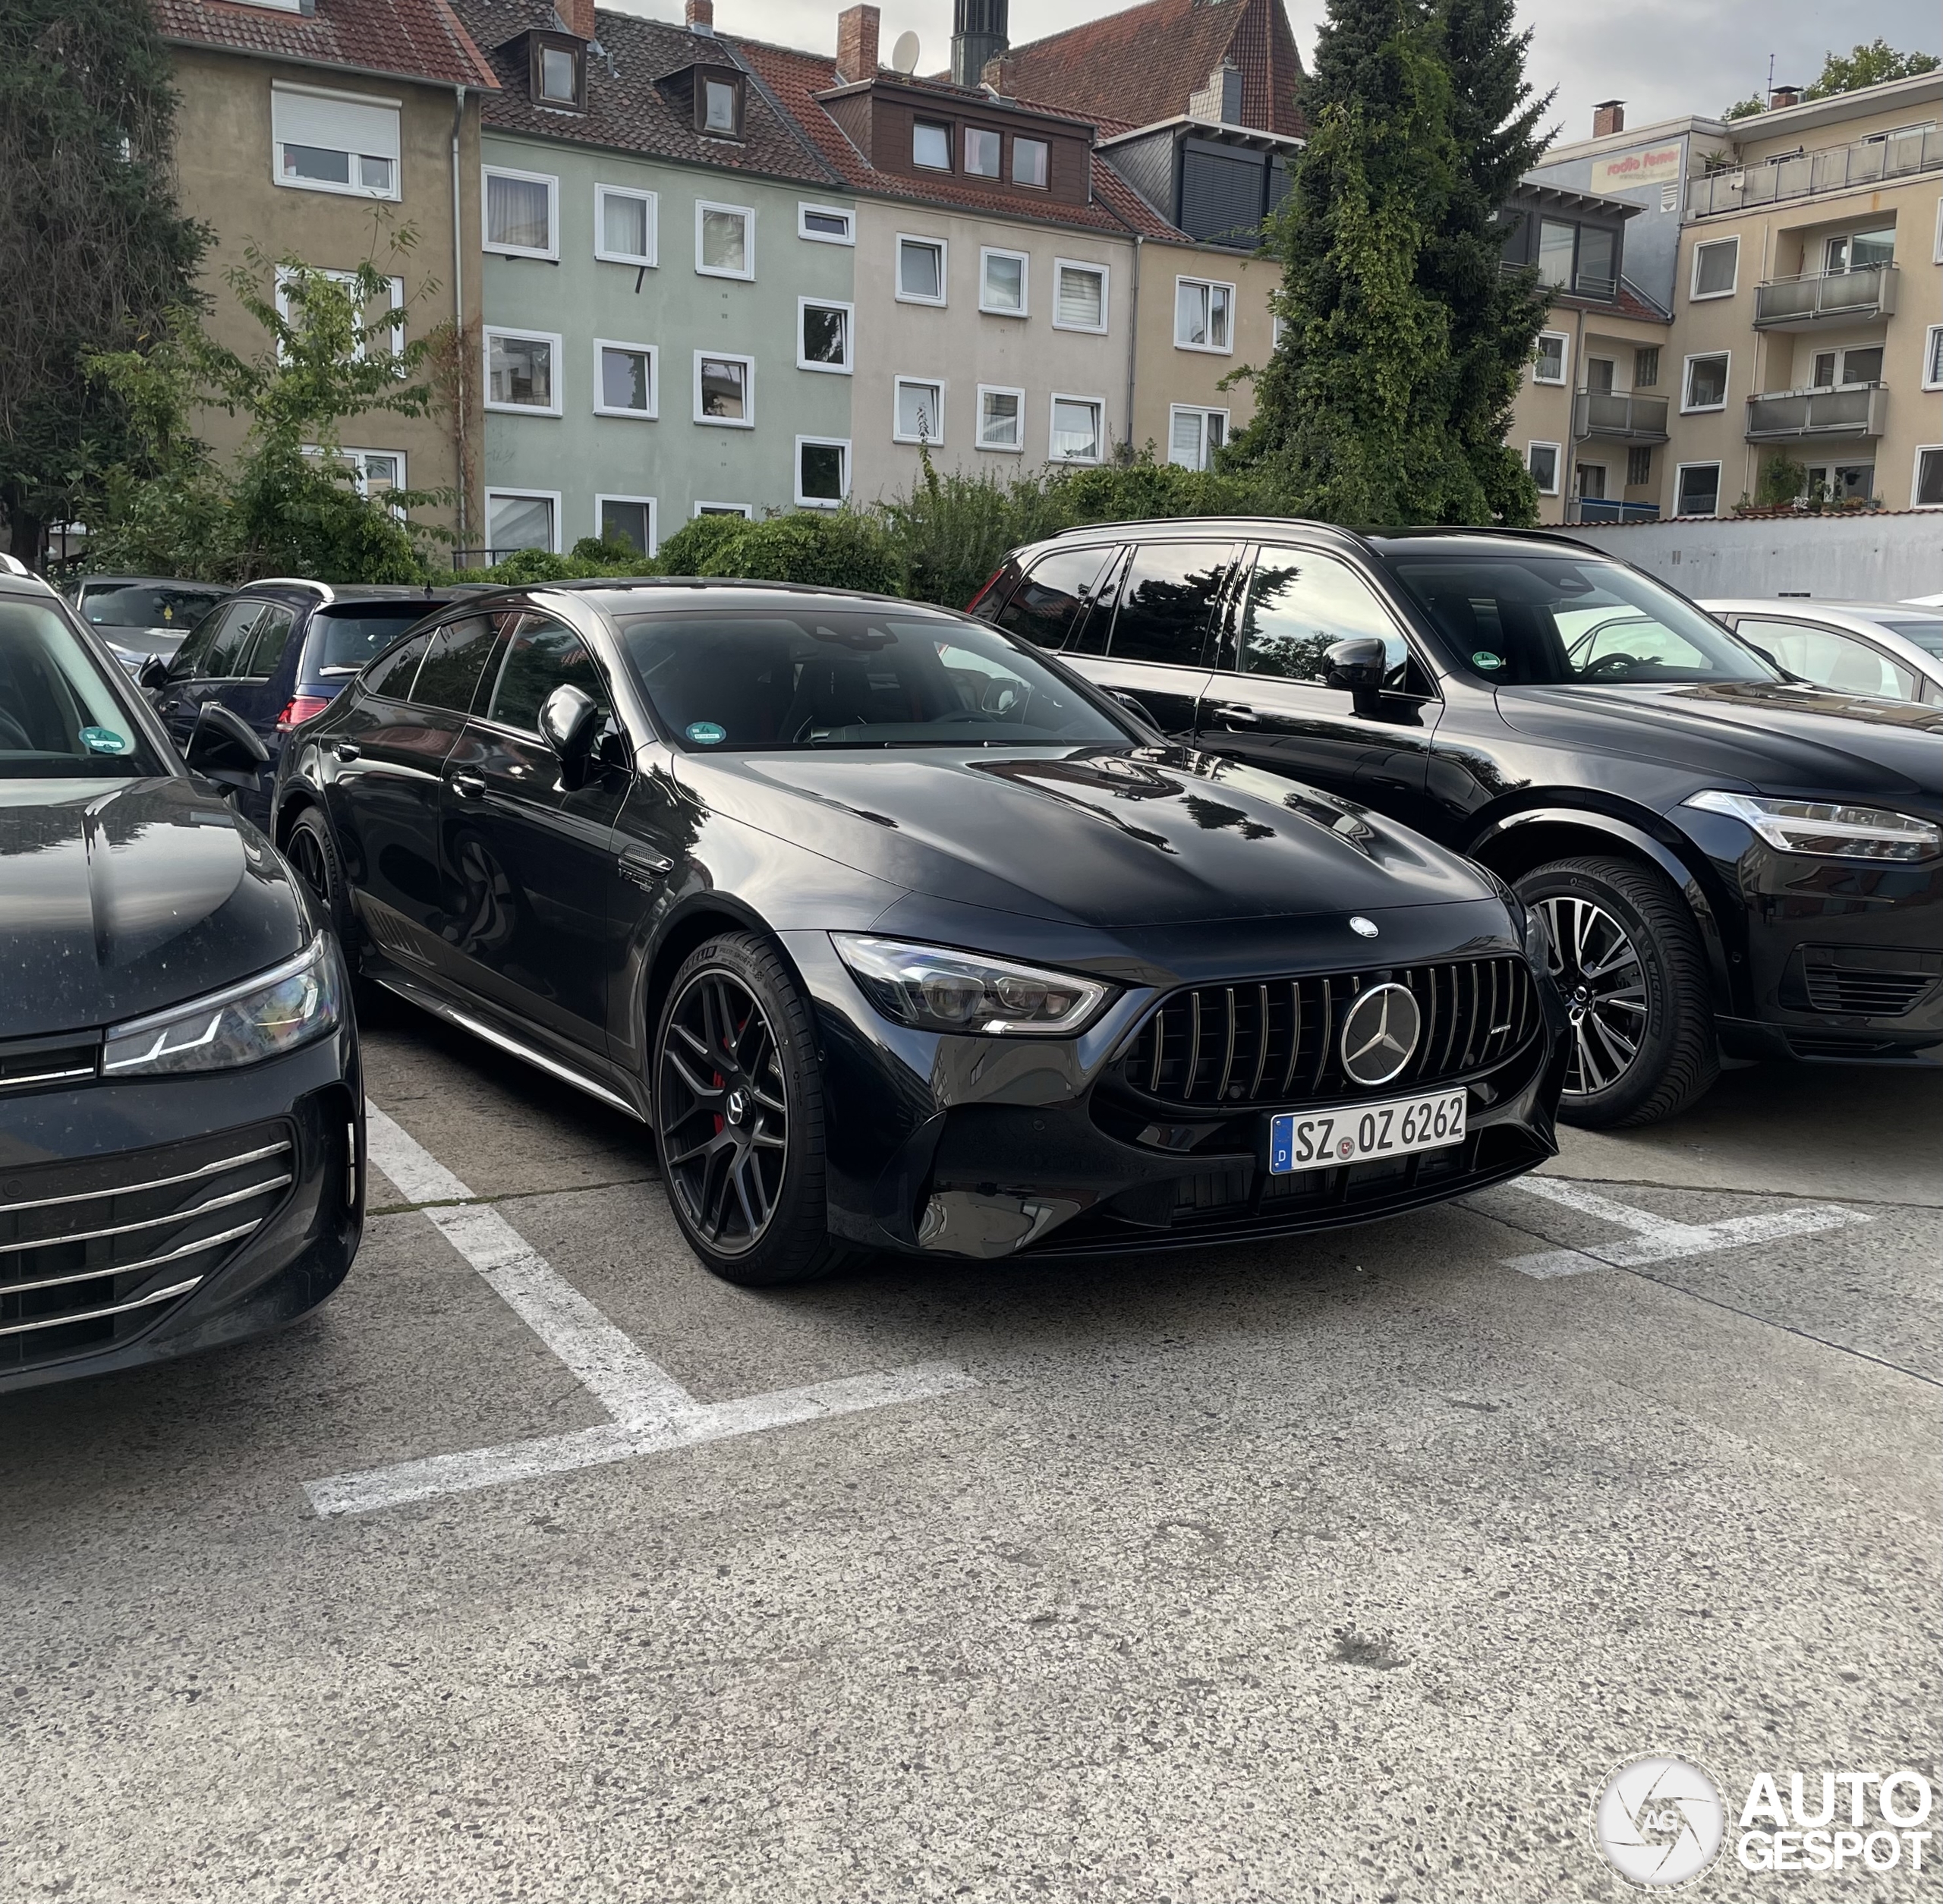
[539,682,603,788]
[1325,637,1389,718]
[138,655,171,694]
[184,701,271,789]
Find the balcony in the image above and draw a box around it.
[1753,265,1898,329]
[1570,499,1661,524]
[1686,121,1941,219]
[1573,389,1670,442]
[1744,383,1888,442]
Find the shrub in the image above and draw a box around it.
[698,510,902,595]
[1756,455,1806,508]
[655,511,752,578]
[568,533,649,571]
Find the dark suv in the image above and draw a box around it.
[972,521,1943,1126]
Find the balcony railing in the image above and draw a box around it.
[1744,383,1888,442]
[1570,499,1661,524]
[1573,389,1671,441]
[1687,121,1941,219]
[1753,264,1899,329]
[1530,266,1619,301]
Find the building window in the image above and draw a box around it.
[965,127,1001,178]
[1812,345,1884,389]
[798,298,853,373]
[701,75,742,136]
[272,85,400,200]
[596,496,657,556]
[694,351,754,426]
[1169,405,1227,470]
[913,121,951,170]
[594,186,656,266]
[1691,236,1738,298]
[1527,442,1560,495]
[897,235,946,304]
[487,489,559,554]
[798,202,855,244]
[1627,445,1653,486]
[1825,228,1894,274]
[484,328,562,414]
[894,377,944,444]
[594,341,656,417]
[325,448,405,503]
[1804,461,1875,506]
[977,386,1025,452]
[1174,277,1233,352]
[1914,448,1943,508]
[1675,463,1721,517]
[1633,345,1660,389]
[1050,394,1104,464]
[1532,332,1567,385]
[1012,137,1048,188]
[1537,219,1576,288]
[531,36,584,109]
[1682,352,1729,411]
[796,437,849,508]
[1585,357,1615,395]
[1935,196,1943,265]
[980,247,1028,316]
[1053,261,1107,332]
[275,266,404,363]
[694,501,753,519]
[1577,463,1607,502]
[483,166,559,258]
[696,202,754,279]
[1925,326,1943,392]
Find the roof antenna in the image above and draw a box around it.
[1765,51,1774,103]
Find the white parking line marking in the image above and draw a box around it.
[1499,1174,1870,1278]
[304,1106,974,1516]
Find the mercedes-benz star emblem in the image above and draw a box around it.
[1349,916,1379,939]
[725,1088,748,1126]
[1338,982,1422,1087]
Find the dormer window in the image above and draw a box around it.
[913,121,951,170]
[964,127,1000,177]
[655,58,746,140]
[540,47,577,101]
[525,31,586,111]
[703,77,738,134]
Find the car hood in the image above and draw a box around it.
[682,744,1497,928]
[0,777,310,1038]
[1495,681,1943,803]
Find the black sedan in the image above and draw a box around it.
[275,581,1564,1286]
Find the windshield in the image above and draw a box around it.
[78,582,227,632]
[1874,618,1943,658]
[0,597,167,778]
[310,606,436,676]
[616,609,1130,751]
[1387,554,1779,686]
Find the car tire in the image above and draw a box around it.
[1516,854,1720,1130]
[284,807,376,1012]
[652,933,861,1287]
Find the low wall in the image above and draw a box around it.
[1557,511,1943,602]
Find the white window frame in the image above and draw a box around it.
[591,338,658,420]
[1011,136,1049,190]
[1689,234,1739,300]
[1913,445,1943,510]
[896,234,948,307]
[482,164,560,261]
[1681,350,1730,414]
[797,202,855,245]
[1527,441,1560,496]
[593,184,657,266]
[1532,329,1570,386]
[310,445,407,516]
[693,349,754,428]
[1168,404,1228,470]
[1048,391,1107,464]
[795,436,852,509]
[1052,259,1110,334]
[274,267,405,362]
[593,493,658,558]
[483,326,564,417]
[893,376,946,445]
[1934,195,1943,265]
[975,383,1025,454]
[1924,325,1943,392]
[1674,461,1724,518]
[978,246,1029,317]
[694,500,754,519]
[485,487,562,554]
[271,83,402,202]
[1272,313,1286,348]
[1173,275,1235,354]
[694,200,756,281]
[912,121,952,172]
[796,297,854,375]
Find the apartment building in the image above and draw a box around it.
[1513,74,1943,521]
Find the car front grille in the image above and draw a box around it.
[1113,955,1541,1109]
[0,1123,294,1373]
[1801,956,1938,1019]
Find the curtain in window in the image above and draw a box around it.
[489,175,551,250]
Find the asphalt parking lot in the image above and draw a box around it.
[3,993,1938,1903]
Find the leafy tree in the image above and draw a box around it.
[1803,39,1939,98]
[1722,95,1766,120]
[655,511,757,578]
[0,0,207,565]
[698,512,902,593]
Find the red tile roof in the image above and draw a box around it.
[154,0,497,90]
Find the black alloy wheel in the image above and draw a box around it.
[652,933,857,1286]
[285,807,374,1009]
[1516,854,1719,1129]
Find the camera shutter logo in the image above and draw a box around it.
[1337,982,1421,1087]
[1594,1757,1725,1888]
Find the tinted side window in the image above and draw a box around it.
[178,601,260,679]
[363,632,431,700]
[994,548,1110,651]
[241,605,298,679]
[487,616,610,732]
[1103,543,1233,668]
[1239,547,1406,685]
[412,615,502,713]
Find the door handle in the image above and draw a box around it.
[333,741,361,762]
[1211,703,1260,726]
[449,769,486,798]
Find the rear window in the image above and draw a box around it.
[308,606,437,676]
[79,583,227,632]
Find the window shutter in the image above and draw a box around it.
[272,88,401,164]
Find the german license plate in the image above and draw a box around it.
[1269,1089,1467,1175]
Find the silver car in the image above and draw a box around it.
[1701,600,1943,707]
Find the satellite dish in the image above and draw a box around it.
[891,30,920,74]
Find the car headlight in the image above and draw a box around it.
[833,934,1116,1037]
[1683,790,1941,864]
[103,934,342,1076]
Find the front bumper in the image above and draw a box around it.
[0,1031,361,1394]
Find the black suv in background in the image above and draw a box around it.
[972,522,1943,1127]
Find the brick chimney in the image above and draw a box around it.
[836,4,879,83]
[686,0,715,34]
[981,51,1016,96]
[1592,99,1624,137]
[1769,83,1801,110]
[558,0,595,39]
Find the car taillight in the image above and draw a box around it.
[965,568,1006,615]
[277,694,332,734]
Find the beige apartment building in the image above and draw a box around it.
[1127,242,1278,467]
